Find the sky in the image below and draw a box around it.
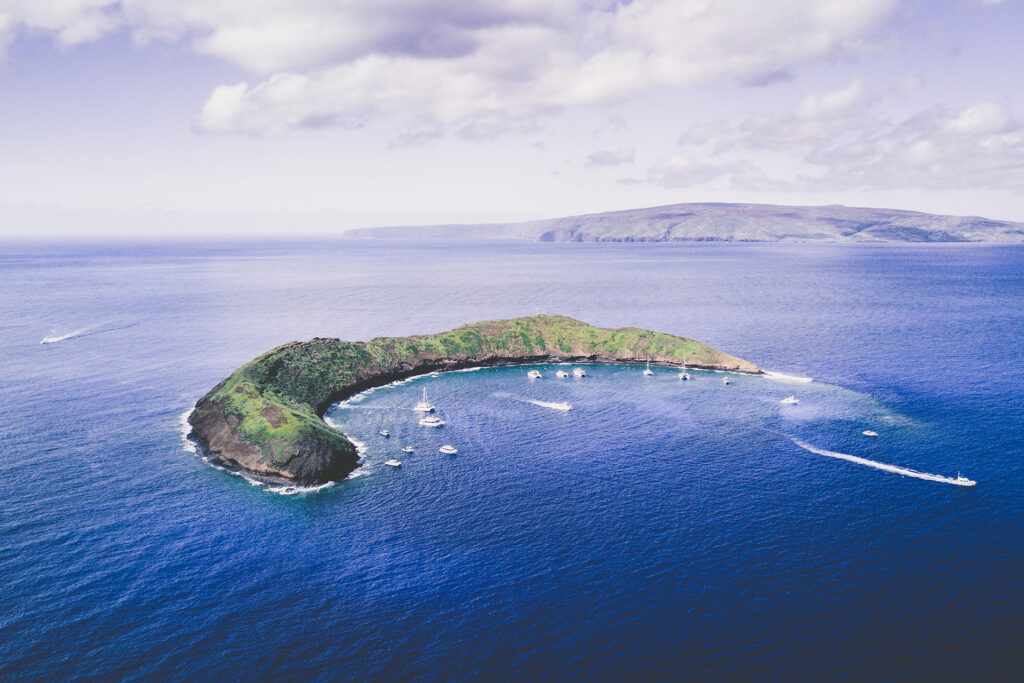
[1,0,1023,238]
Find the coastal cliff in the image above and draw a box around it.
[187,315,760,485]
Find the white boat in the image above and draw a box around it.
[780,396,799,405]
[439,445,458,454]
[555,370,569,378]
[413,387,435,412]
[722,377,730,385]
[384,459,402,467]
[572,367,587,378]
[379,429,390,437]
[527,369,543,379]
[862,430,879,437]
[401,445,414,453]
[418,416,445,427]
[678,355,689,381]
[643,359,654,376]
[955,473,976,487]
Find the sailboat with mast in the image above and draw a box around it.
[413,387,435,412]
[678,354,690,381]
[643,358,654,376]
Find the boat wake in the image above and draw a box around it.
[791,438,975,487]
[764,370,814,383]
[528,400,572,411]
[40,320,137,345]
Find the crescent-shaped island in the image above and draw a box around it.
[187,315,761,485]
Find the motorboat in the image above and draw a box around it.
[555,370,569,378]
[413,387,435,412]
[384,459,402,467]
[955,473,976,487]
[379,429,390,437]
[418,416,445,427]
[439,445,458,454]
[862,430,879,437]
[643,359,654,376]
[780,396,799,405]
[527,369,543,379]
[572,367,586,378]
[401,445,414,453]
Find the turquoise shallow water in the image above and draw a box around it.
[1,241,1022,679]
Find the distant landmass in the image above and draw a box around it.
[343,202,1024,242]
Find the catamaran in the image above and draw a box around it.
[401,445,414,453]
[555,369,569,378]
[780,396,799,405]
[413,387,435,412]
[528,369,543,379]
[384,459,402,467]
[379,429,390,437]
[572,367,587,378]
[419,416,445,427]
[678,355,690,381]
[439,445,458,454]
[862,430,879,437]
[643,359,654,376]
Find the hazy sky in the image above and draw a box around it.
[2,0,1023,237]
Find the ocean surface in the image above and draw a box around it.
[1,240,1022,680]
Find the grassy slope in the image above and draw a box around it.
[194,315,756,468]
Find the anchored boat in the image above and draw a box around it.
[413,387,435,412]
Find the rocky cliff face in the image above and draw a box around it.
[187,315,760,485]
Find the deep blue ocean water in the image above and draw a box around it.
[1,241,1022,680]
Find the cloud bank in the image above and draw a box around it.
[0,0,902,135]
[662,80,1024,191]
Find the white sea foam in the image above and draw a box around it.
[178,408,198,455]
[264,481,335,496]
[528,400,572,411]
[764,370,814,383]
[347,436,369,459]
[791,438,975,487]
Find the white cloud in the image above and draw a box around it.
[944,102,1012,135]
[647,155,748,187]
[0,0,903,135]
[670,88,1024,191]
[586,147,635,167]
[795,79,866,119]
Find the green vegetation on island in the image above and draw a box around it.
[187,315,760,485]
